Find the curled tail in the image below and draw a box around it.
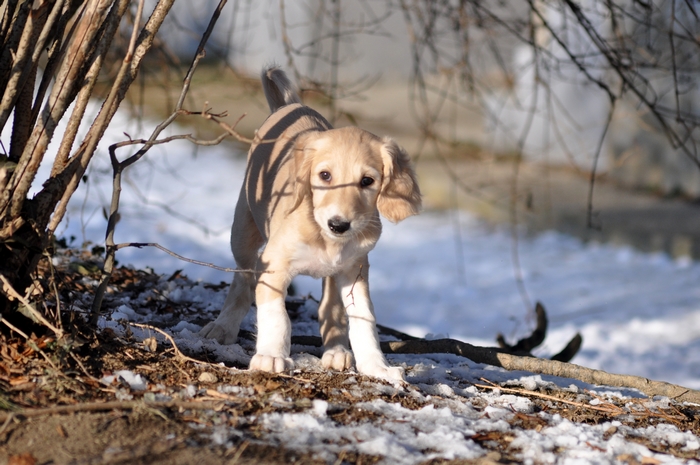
[261,66,301,112]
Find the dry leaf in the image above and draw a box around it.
[265,380,282,390]
[9,376,29,386]
[198,372,217,383]
[8,453,37,465]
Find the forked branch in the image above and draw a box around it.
[90,0,252,324]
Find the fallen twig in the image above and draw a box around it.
[128,322,222,368]
[381,338,700,404]
[475,378,624,415]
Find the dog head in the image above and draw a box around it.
[290,127,421,240]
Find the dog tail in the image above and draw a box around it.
[261,66,301,112]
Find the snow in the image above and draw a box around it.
[16,106,700,463]
[100,370,148,391]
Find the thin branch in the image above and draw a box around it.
[0,275,63,338]
[0,315,29,340]
[91,0,246,323]
[586,95,617,230]
[114,242,262,274]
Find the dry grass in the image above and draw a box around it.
[0,247,699,464]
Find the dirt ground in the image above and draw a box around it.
[1,250,699,465]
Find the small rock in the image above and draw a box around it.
[198,372,218,383]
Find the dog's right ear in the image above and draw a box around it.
[289,132,318,213]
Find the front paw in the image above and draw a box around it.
[357,362,405,382]
[321,346,354,371]
[250,353,294,373]
[199,321,238,345]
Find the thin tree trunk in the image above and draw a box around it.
[0,0,175,327]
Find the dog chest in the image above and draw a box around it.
[289,242,367,278]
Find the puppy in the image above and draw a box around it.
[200,66,421,381]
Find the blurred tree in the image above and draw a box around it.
[395,0,700,196]
[255,0,700,225]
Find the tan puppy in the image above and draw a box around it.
[200,66,421,380]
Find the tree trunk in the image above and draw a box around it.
[0,0,175,331]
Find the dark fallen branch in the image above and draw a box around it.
[497,302,582,362]
[376,324,421,341]
[497,302,547,353]
[286,300,700,403]
[551,333,583,362]
[380,338,700,404]
[285,300,579,362]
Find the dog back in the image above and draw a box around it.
[245,103,331,238]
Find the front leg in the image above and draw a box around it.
[319,276,354,371]
[337,257,404,381]
[249,250,294,373]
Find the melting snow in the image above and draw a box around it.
[22,107,700,463]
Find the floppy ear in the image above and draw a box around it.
[377,138,421,223]
[288,131,317,213]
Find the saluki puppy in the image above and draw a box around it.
[200,66,421,380]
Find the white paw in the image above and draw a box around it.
[249,354,294,373]
[357,362,405,381]
[199,321,238,345]
[321,346,354,371]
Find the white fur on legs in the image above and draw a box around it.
[337,271,404,382]
[249,298,294,372]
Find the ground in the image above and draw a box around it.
[1,249,700,465]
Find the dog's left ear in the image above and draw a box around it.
[377,138,421,223]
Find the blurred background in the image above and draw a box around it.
[4,0,700,382]
[125,0,700,261]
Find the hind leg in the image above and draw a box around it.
[200,195,262,344]
[319,276,354,371]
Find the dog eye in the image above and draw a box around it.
[319,171,332,182]
[360,176,374,188]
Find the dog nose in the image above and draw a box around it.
[328,217,351,234]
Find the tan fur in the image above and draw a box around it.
[200,68,421,380]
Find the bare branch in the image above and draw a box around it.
[90,0,250,324]
[0,274,63,338]
[114,242,256,274]
[381,338,700,404]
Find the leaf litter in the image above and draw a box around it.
[0,248,699,464]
